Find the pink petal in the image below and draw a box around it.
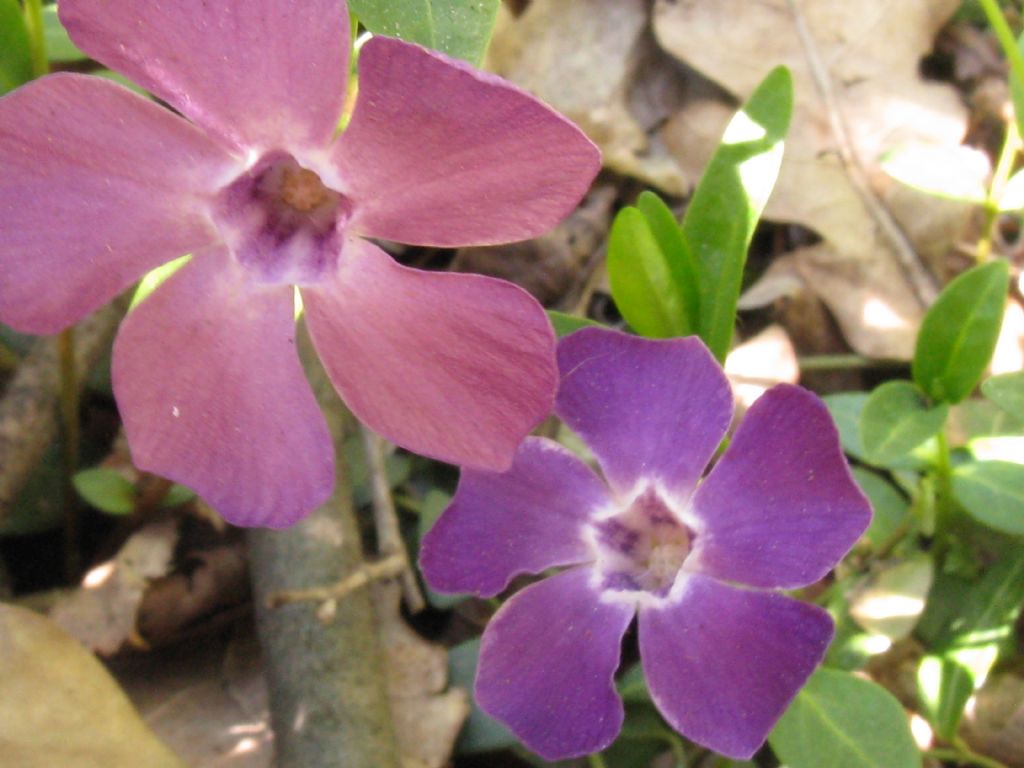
[556,329,733,499]
[689,385,872,589]
[333,36,600,246]
[59,0,350,152]
[112,247,334,528]
[0,74,236,334]
[420,437,609,597]
[477,568,634,760]
[639,574,833,760]
[303,239,557,471]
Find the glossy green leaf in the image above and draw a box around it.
[349,0,500,65]
[448,638,517,753]
[916,550,1024,739]
[608,207,691,338]
[912,261,1009,404]
[982,370,1024,421]
[72,468,136,516]
[546,310,602,338]
[0,0,33,95]
[952,460,1024,534]
[880,143,989,204]
[682,66,793,362]
[42,5,86,62]
[636,190,699,332]
[860,381,948,465]
[769,669,920,768]
[851,468,909,548]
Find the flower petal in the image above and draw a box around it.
[639,574,833,760]
[59,0,350,152]
[332,36,600,246]
[303,239,557,471]
[420,437,609,597]
[112,247,334,528]
[689,385,871,589]
[0,74,236,334]
[556,329,733,499]
[477,568,634,760]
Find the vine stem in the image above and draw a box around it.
[23,0,48,78]
[925,745,1010,768]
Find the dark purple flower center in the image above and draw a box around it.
[214,152,351,285]
[590,486,695,599]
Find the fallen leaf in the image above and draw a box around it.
[487,0,692,194]
[724,325,799,409]
[655,0,974,358]
[0,603,183,767]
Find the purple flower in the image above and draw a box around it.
[421,328,871,759]
[0,0,600,528]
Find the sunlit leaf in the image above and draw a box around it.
[349,0,500,65]
[770,669,920,768]
[682,66,793,362]
[952,460,1024,535]
[981,369,1024,421]
[913,260,1009,404]
[916,550,1024,739]
[849,556,933,641]
[73,468,136,516]
[881,143,989,204]
[860,381,948,465]
[0,0,33,95]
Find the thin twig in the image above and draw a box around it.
[785,0,938,308]
[265,553,408,609]
[360,425,425,612]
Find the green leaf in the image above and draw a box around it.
[880,143,989,204]
[769,669,920,768]
[72,468,136,516]
[952,460,1024,535]
[349,0,500,65]
[608,206,691,338]
[546,310,602,338]
[448,638,517,753]
[851,468,909,548]
[0,0,33,95]
[161,483,195,508]
[912,261,1009,404]
[636,190,700,332]
[42,5,86,62]
[682,66,793,362]
[860,381,949,465]
[916,550,1024,739]
[982,370,1024,421]
[823,392,870,462]
[848,556,933,642]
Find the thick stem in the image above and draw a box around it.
[23,0,48,79]
[248,328,400,768]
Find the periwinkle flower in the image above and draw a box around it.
[421,328,871,759]
[0,0,600,528]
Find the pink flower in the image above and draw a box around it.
[0,0,600,527]
[421,329,871,759]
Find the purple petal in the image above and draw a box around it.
[689,385,871,589]
[477,568,634,760]
[303,238,557,471]
[420,437,609,597]
[556,329,733,499]
[639,574,833,759]
[112,247,334,528]
[0,74,235,334]
[333,36,600,246]
[60,0,350,152]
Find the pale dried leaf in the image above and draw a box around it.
[0,603,183,768]
[725,325,799,409]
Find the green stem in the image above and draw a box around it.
[587,753,609,768]
[979,118,1021,263]
[979,0,1024,97]
[798,354,906,372]
[23,0,48,78]
[57,328,81,580]
[925,744,1009,768]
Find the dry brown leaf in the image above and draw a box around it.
[0,603,183,768]
[655,0,974,358]
[724,325,799,409]
[50,519,178,654]
[487,0,692,194]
